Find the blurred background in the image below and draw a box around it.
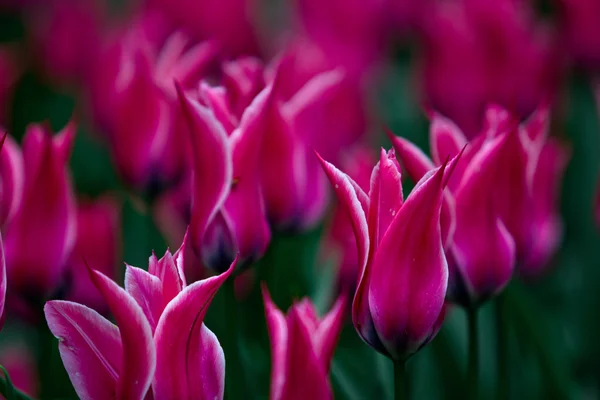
[0,0,598,398]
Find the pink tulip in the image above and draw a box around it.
[263,286,346,400]
[318,148,455,360]
[0,133,23,230]
[27,0,105,84]
[4,122,77,300]
[45,239,235,400]
[0,342,39,398]
[65,196,121,312]
[417,0,559,138]
[89,23,219,192]
[177,80,273,272]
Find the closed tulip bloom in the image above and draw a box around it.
[45,240,234,400]
[65,196,121,312]
[318,148,454,360]
[4,122,77,300]
[177,81,273,272]
[90,24,219,193]
[263,286,346,400]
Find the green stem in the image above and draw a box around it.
[223,279,245,400]
[393,360,408,400]
[496,294,509,400]
[467,307,479,400]
[0,366,35,400]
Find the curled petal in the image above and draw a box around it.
[44,301,122,400]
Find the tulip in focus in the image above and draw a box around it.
[263,286,346,399]
[177,80,273,272]
[65,196,120,312]
[318,147,455,360]
[45,239,234,400]
[4,122,77,302]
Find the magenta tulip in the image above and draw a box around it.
[0,133,23,229]
[45,239,235,400]
[263,286,346,400]
[318,148,455,360]
[177,80,273,272]
[4,122,77,300]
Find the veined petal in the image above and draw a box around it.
[44,300,122,400]
[90,269,155,400]
[368,164,448,360]
[152,259,235,399]
[124,265,163,332]
[177,83,233,262]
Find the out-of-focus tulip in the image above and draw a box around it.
[557,0,600,70]
[65,197,120,312]
[4,122,77,301]
[0,46,20,127]
[177,81,273,272]
[417,0,559,138]
[45,240,234,400]
[143,0,260,57]
[89,23,219,193]
[0,133,23,229]
[0,342,39,398]
[263,286,346,400]
[322,148,376,294]
[28,0,105,84]
[318,148,454,360]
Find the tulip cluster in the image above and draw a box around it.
[0,0,592,398]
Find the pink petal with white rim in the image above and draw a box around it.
[368,164,448,359]
[313,295,347,369]
[263,286,288,400]
[0,133,24,228]
[90,270,155,400]
[44,300,122,400]
[152,259,235,399]
[124,265,163,332]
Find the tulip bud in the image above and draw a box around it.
[318,148,454,360]
[263,286,346,400]
[4,122,77,300]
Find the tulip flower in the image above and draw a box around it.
[417,0,559,138]
[4,122,77,301]
[263,286,346,400]
[177,80,273,272]
[89,24,219,193]
[27,0,105,84]
[45,239,234,400]
[65,196,121,312]
[318,147,455,360]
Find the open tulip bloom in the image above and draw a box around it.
[45,238,235,400]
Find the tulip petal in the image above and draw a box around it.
[0,134,24,227]
[152,259,235,399]
[225,85,274,263]
[430,114,467,166]
[198,82,238,133]
[90,269,155,400]
[177,83,233,262]
[368,164,448,359]
[44,300,122,400]
[313,295,347,370]
[452,135,516,305]
[124,265,163,332]
[0,234,4,324]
